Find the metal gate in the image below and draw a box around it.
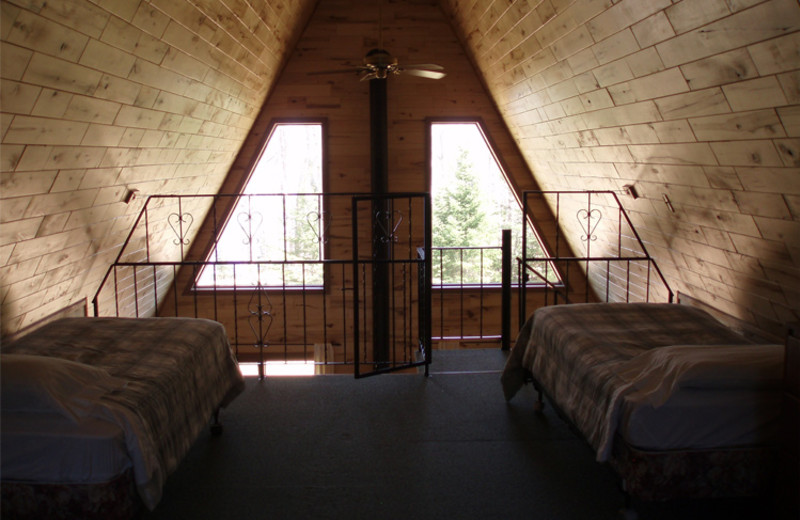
[350,193,431,377]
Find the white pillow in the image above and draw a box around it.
[1,354,126,422]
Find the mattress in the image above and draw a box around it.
[1,317,246,510]
[618,387,782,452]
[502,303,784,461]
[1,412,129,484]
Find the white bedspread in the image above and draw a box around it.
[502,303,784,462]
[1,317,245,510]
[1,353,164,508]
[598,343,785,461]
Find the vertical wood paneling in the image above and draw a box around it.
[175,0,552,343]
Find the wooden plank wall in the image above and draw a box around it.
[442,0,800,337]
[0,0,317,336]
[163,0,567,356]
[9,0,789,341]
[215,0,544,199]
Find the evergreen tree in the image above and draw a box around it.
[434,148,485,246]
[434,148,486,283]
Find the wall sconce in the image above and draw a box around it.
[622,184,638,199]
[124,189,139,204]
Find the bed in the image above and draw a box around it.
[501,302,784,502]
[1,317,246,519]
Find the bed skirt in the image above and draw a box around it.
[609,438,777,501]
[1,470,140,520]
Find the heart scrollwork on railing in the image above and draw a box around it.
[577,208,602,242]
[248,284,273,348]
[374,210,403,244]
[306,211,330,244]
[168,212,194,245]
[237,210,263,245]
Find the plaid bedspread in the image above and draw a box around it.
[501,303,753,461]
[2,317,245,509]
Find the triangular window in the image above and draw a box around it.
[196,122,325,288]
[430,121,549,285]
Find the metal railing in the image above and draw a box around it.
[93,192,433,378]
[431,229,512,349]
[93,190,673,372]
[518,190,673,323]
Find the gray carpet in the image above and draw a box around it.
[142,350,773,519]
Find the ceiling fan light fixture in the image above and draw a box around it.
[310,48,445,81]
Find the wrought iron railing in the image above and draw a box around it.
[93,192,433,378]
[93,190,671,371]
[430,229,512,349]
[518,190,673,324]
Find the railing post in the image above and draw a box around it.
[501,229,511,351]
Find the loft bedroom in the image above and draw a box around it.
[1,0,799,518]
[1,0,797,343]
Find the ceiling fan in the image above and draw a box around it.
[363,48,445,80]
[310,0,444,82]
[311,48,446,81]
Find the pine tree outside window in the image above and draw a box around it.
[196,122,325,288]
[430,120,547,286]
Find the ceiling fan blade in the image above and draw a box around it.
[404,63,445,71]
[401,68,447,80]
[308,67,367,76]
[360,71,379,81]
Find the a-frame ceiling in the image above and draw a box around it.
[1,0,799,338]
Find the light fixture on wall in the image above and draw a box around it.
[622,184,638,199]
[124,189,139,204]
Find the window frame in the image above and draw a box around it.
[425,117,557,289]
[193,118,330,292]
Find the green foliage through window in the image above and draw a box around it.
[430,122,546,285]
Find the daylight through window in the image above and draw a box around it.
[430,121,546,285]
[197,123,324,288]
